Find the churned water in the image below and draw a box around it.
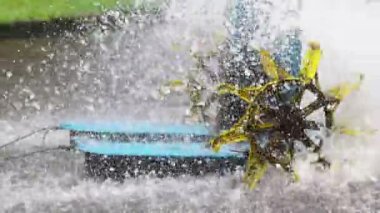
[1,0,380,212]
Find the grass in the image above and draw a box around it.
[0,0,136,24]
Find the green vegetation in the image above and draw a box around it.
[0,0,135,24]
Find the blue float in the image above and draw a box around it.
[63,121,246,179]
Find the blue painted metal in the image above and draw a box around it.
[60,121,211,136]
[74,138,246,158]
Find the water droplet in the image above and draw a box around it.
[6,71,13,79]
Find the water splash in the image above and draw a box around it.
[0,0,380,212]
[295,0,380,184]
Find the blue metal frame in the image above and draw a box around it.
[74,138,247,158]
[60,121,211,136]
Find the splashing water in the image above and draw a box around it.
[1,0,380,212]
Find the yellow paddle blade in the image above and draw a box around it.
[327,74,364,100]
[334,125,377,136]
[217,83,260,103]
[217,83,249,102]
[210,127,248,152]
[278,68,293,79]
[256,122,274,129]
[292,170,301,183]
[245,162,268,190]
[300,42,322,83]
[260,50,279,80]
[165,79,185,87]
[244,145,268,189]
[260,49,293,80]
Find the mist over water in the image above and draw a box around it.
[0,0,380,212]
